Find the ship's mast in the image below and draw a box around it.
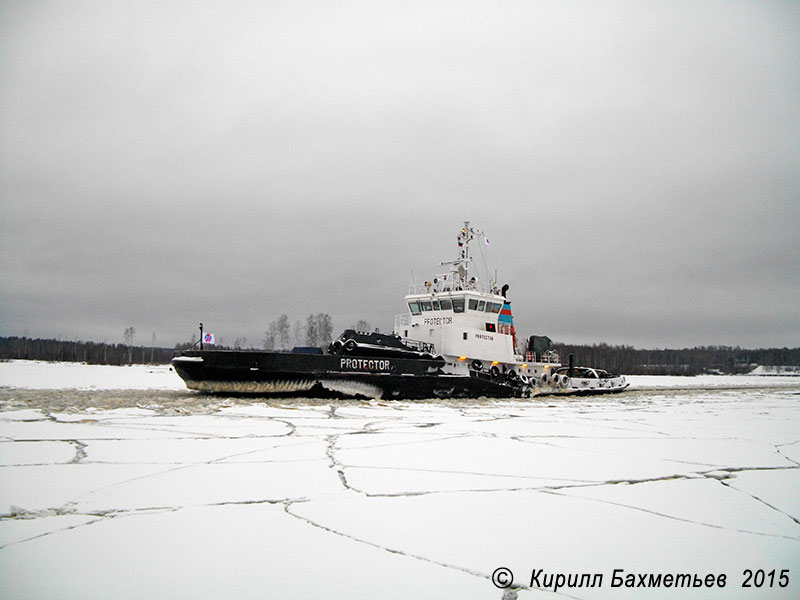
[441,220,483,288]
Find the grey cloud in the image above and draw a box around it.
[2,1,798,349]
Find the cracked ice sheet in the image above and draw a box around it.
[559,476,798,539]
[0,419,202,441]
[1,377,799,599]
[71,460,342,513]
[334,411,792,496]
[292,490,800,599]
[720,469,800,525]
[1,411,292,442]
[72,413,295,438]
[83,437,327,464]
[0,464,174,514]
[0,440,76,466]
[0,503,494,600]
[337,434,695,494]
[214,405,382,438]
[1,514,101,548]
[0,409,54,422]
[1,447,341,515]
[777,439,800,464]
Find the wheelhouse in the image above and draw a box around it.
[394,221,558,380]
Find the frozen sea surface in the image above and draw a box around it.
[1,361,798,599]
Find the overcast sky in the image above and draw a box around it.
[1,0,798,350]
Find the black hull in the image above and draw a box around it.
[172,350,527,400]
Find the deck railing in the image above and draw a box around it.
[407,278,499,296]
[524,350,561,364]
[402,338,436,354]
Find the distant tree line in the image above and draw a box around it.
[263,313,335,350]
[3,334,796,374]
[0,336,177,365]
[0,314,350,365]
[550,342,800,375]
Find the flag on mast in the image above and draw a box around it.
[203,333,215,345]
[484,236,490,245]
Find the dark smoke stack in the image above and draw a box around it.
[501,284,509,298]
[568,353,574,378]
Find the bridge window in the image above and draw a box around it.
[452,297,465,313]
[432,300,441,310]
[408,301,421,315]
[439,299,452,311]
[421,301,433,312]
[489,302,502,313]
[468,299,478,311]
[477,300,485,311]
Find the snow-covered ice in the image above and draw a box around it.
[1,361,798,598]
[0,360,185,390]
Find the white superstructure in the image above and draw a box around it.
[394,222,560,383]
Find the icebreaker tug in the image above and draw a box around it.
[173,222,626,399]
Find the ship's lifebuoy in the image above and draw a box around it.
[344,339,357,353]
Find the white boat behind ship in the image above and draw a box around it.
[550,366,629,394]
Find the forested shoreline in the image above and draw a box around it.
[1,335,797,375]
[550,342,799,375]
[0,336,180,365]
